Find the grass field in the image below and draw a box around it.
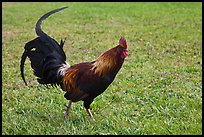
[2,2,202,135]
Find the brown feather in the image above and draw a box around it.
[91,47,118,76]
[63,68,79,92]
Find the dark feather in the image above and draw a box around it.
[20,7,69,87]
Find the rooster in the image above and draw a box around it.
[20,7,128,120]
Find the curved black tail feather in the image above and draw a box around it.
[20,7,69,87]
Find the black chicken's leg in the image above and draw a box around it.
[86,108,94,120]
[84,99,95,121]
[64,100,72,119]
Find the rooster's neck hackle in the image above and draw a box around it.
[91,47,122,76]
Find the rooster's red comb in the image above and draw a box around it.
[119,36,127,48]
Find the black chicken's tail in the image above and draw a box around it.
[20,7,70,87]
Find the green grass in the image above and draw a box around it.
[2,2,202,135]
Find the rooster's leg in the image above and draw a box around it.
[64,100,72,119]
[84,99,95,121]
[86,108,94,120]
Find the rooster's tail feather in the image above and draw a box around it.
[20,7,69,87]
